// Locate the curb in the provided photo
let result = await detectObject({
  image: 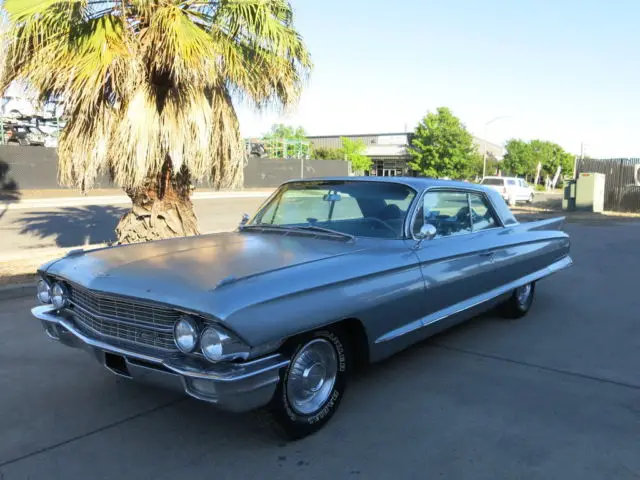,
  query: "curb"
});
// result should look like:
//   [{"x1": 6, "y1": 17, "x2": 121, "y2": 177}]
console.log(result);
[{"x1": 0, "y1": 283, "x2": 36, "y2": 302}]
